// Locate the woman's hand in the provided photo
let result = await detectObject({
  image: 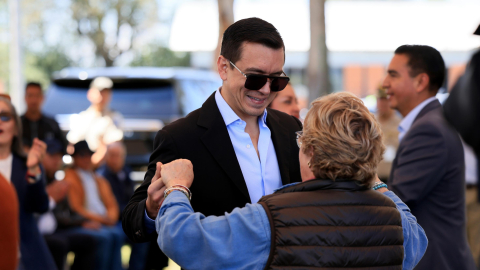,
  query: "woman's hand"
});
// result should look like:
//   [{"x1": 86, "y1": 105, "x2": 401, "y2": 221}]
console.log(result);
[
  {"x1": 161, "y1": 159, "x2": 194, "y2": 189},
  {"x1": 26, "y1": 138, "x2": 47, "y2": 175}
]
